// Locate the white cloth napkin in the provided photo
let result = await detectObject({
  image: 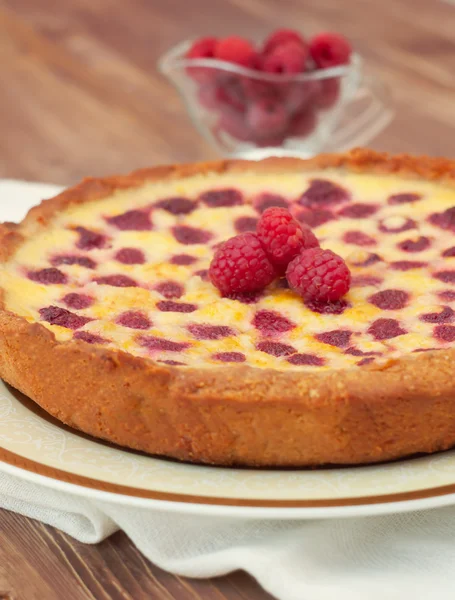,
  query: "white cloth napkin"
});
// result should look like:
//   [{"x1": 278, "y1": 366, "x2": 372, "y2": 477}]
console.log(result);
[
  {"x1": 2, "y1": 179, "x2": 455, "y2": 600},
  {"x1": 3, "y1": 470, "x2": 455, "y2": 600}
]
